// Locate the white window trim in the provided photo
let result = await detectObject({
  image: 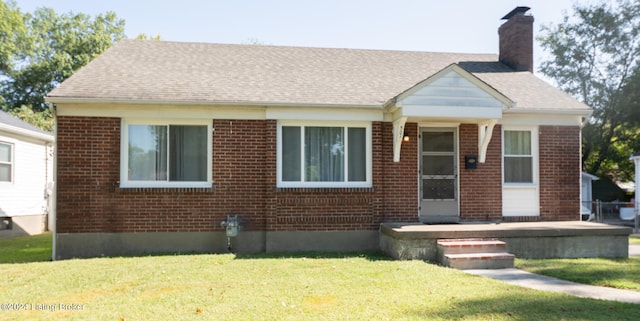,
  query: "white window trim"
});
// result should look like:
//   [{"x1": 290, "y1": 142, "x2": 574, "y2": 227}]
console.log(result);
[
  {"x1": 0, "y1": 141, "x2": 14, "y2": 184},
  {"x1": 277, "y1": 120, "x2": 372, "y2": 188},
  {"x1": 502, "y1": 126, "x2": 540, "y2": 216},
  {"x1": 120, "y1": 118, "x2": 212, "y2": 188},
  {"x1": 502, "y1": 126, "x2": 539, "y2": 187}
]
